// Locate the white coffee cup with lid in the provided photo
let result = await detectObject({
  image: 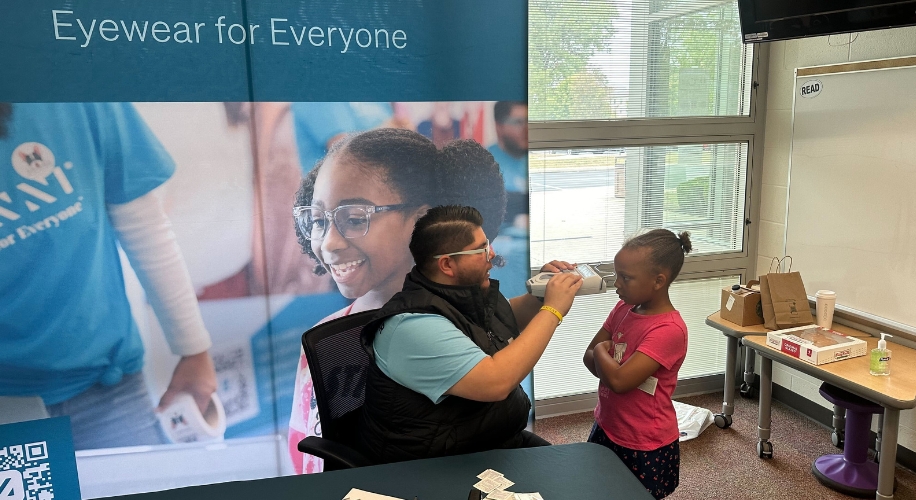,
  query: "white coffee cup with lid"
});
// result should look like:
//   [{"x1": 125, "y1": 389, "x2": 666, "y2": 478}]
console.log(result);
[{"x1": 815, "y1": 290, "x2": 837, "y2": 329}]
